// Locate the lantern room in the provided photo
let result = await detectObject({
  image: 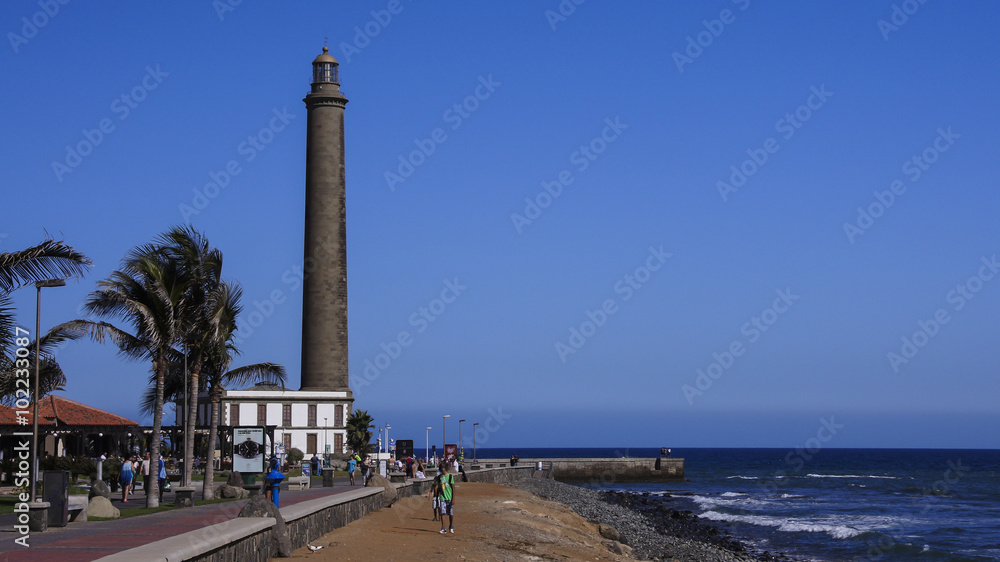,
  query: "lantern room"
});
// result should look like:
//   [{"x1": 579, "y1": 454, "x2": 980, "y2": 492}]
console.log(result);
[{"x1": 312, "y1": 46, "x2": 339, "y2": 85}]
